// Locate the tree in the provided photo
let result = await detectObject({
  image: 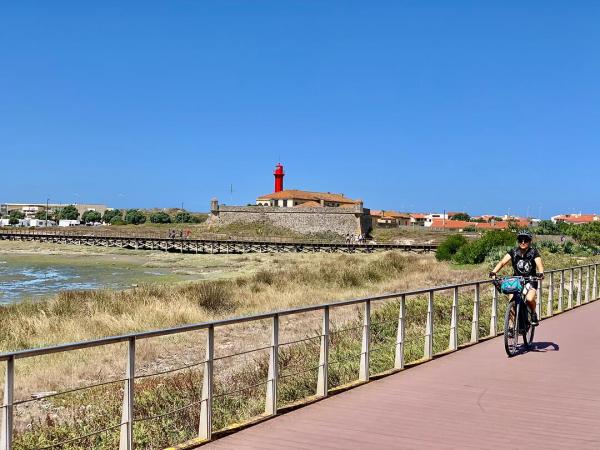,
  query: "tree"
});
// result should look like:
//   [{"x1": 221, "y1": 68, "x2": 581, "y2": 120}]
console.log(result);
[
  {"x1": 173, "y1": 211, "x2": 193, "y2": 223},
  {"x1": 124, "y1": 209, "x2": 146, "y2": 225},
  {"x1": 103, "y1": 209, "x2": 122, "y2": 224},
  {"x1": 59, "y1": 205, "x2": 80, "y2": 220},
  {"x1": 110, "y1": 216, "x2": 125, "y2": 225},
  {"x1": 35, "y1": 209, "x2": 49, "y2": 220},
  {"x1": 82, "y1": 210, "x2": 102, "y2": 224},
  {"x1": 450, "y1": 213, "x2": 470, "y2": 221},
  {"x1": 149, "y1": 211, "x2": 172, "y2": 224},
  {"x1": 9, "y1": 210, "x2": 25, "y2": 220}
]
